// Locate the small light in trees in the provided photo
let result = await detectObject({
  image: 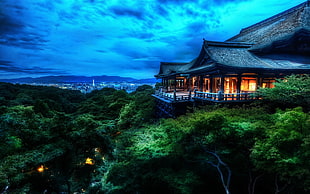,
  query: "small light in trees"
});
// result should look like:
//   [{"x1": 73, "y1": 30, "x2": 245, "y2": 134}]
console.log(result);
[
  {"x1": 85, "y1": 157, "x2": 95, "y2": 165},
  {"x1": 37, "y1": 165, "x2": 46, "y2": 173}
]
